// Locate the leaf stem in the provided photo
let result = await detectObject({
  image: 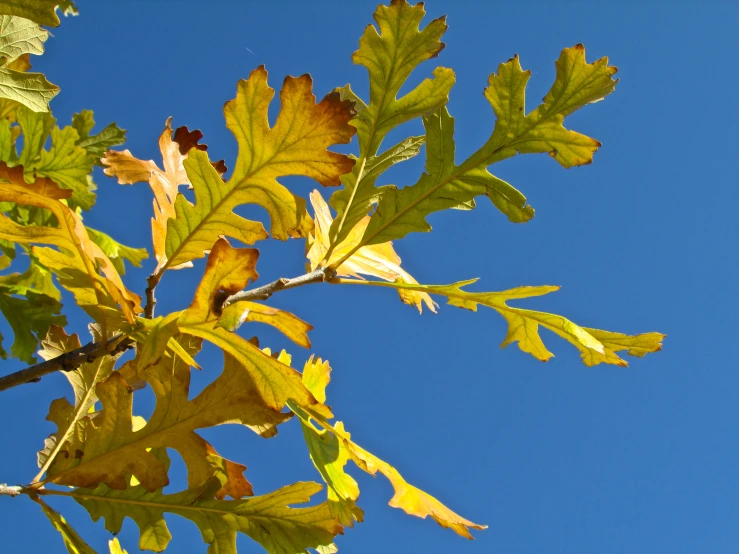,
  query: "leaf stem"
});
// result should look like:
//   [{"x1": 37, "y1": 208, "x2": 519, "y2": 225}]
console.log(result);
[{"x1": 322, "y1": 156, "x2": 367, "y2": 265}]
